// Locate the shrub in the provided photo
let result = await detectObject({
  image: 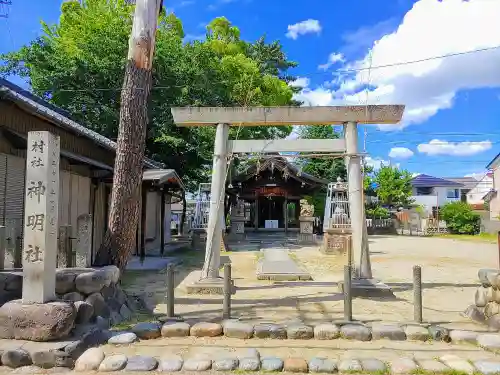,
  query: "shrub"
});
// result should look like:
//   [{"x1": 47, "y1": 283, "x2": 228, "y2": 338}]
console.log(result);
[
  {"x1": 440, "y1": 201, "x2": 480, "y2": 234},
  {"x1": 366, "y1": 205, "x2": 390, "y2": 219}
]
